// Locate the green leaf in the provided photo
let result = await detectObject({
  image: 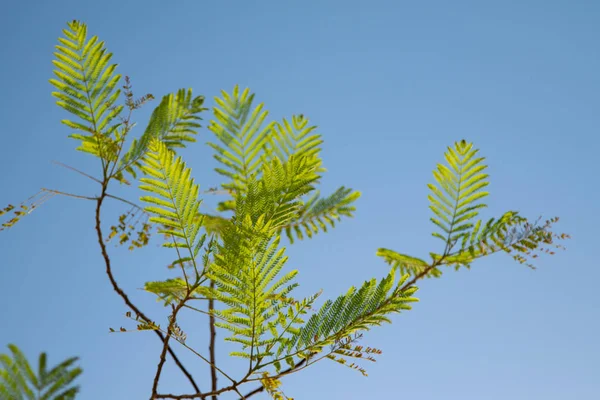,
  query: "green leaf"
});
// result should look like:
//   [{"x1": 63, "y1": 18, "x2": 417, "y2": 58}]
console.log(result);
[
  {"x1": 282, "y1": 187, "x2": 361, "y2": 243},
  {"x1": 286, "y1": 269, "x2": 418, "y2": 358},
  {"x1": 376, "y1": 249, "x2": 441, "y2": 278},
  {"x1": 138, "y1": 139, "x2": 205, "y2": 273},
  {"x1": 428, "y1": 140, "x2": 489, "y2": 250},
  {"x1": 118, "y1": 88, "x2": 206, "y2": 179},
  {"x1": 0, "y1": 345, "x2": 81, "y2": 400},
  {"x1": 208, "y1": 85, "x2": 276, "y2": 192},
  {"x1": 50, "y1": 20, "x2": 123, "y2": 161}
]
